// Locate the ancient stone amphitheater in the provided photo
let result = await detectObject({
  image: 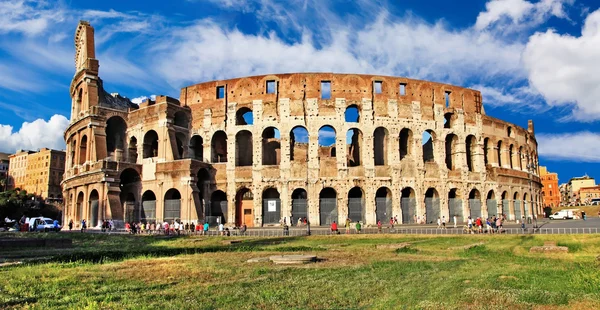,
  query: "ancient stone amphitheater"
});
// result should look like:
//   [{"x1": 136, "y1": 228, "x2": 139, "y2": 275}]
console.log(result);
[{"x1": 62, "y1": 21, "x2": 542, "y2": 228}]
